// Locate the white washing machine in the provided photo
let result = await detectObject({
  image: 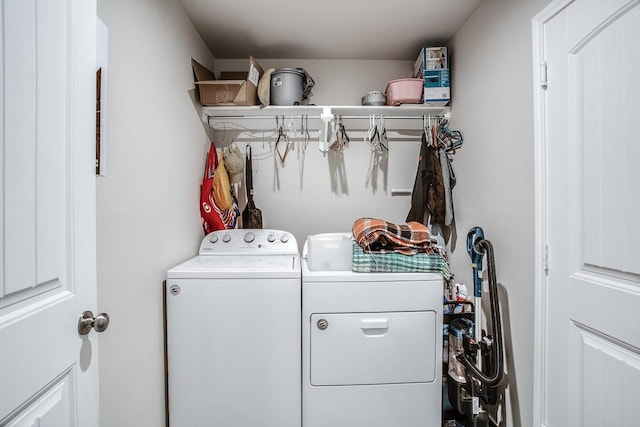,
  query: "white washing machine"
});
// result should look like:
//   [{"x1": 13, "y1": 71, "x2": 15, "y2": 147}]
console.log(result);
[
  {"x1": 165, "y1": 229, "x2": 301, "y2": 427},
  {"x1": 302, "y1": 241, "x2": 443, "y2": 427}
]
